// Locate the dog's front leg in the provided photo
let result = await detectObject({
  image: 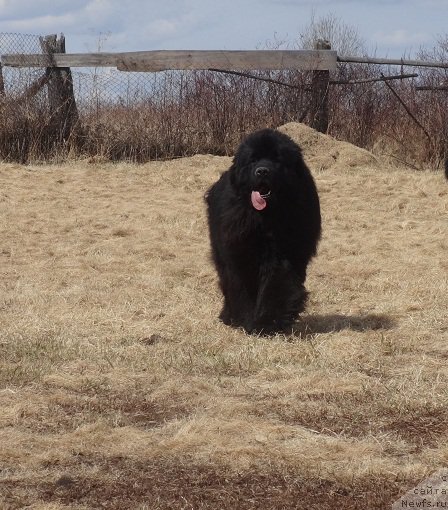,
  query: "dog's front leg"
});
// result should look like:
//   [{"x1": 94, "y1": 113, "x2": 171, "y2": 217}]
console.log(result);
[
  {"x1": 252, "y1": 260, "x2": 308, "y2": 334},
  {"x1": 218, "y1": 266, "x2": 257, "y2": 331}
]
